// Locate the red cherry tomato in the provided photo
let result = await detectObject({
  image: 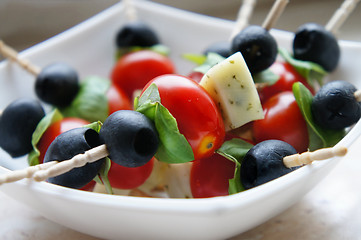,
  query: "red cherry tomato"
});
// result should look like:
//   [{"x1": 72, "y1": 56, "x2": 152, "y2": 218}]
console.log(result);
[
  {"x1": 106, "y1": 85, "x2": 132, "y2": 115},
  {"x1": 37, "y1": 117, "x2": 90, "y2": 163},
  {"x1": 253, "y1": 91, "x2": 309, "y2": 152},
  {"x1": 190, "y1": 153, "x2": 235, "y2": 198},
  {"x1": 188, "y1": 71, "x2": 204, "y2": 83},
  {"x1": 111, "y1": 50, "x2": 175, "y2": 100},
  {"x1": 190, "y1": 134, "x2": 252, "y2": 198},
  {"x1": 80, "y1": 181, "x2": 96, "y2": 191},
  {"x1": 259, "y1": 61, "x2": 315, "y2": 103},
  {"x1": 107, "y1": 158, "x2": 154, "y2": 189},
  {"x1": 142, "y1": 74, "x2": 225, "y2": 161}
]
